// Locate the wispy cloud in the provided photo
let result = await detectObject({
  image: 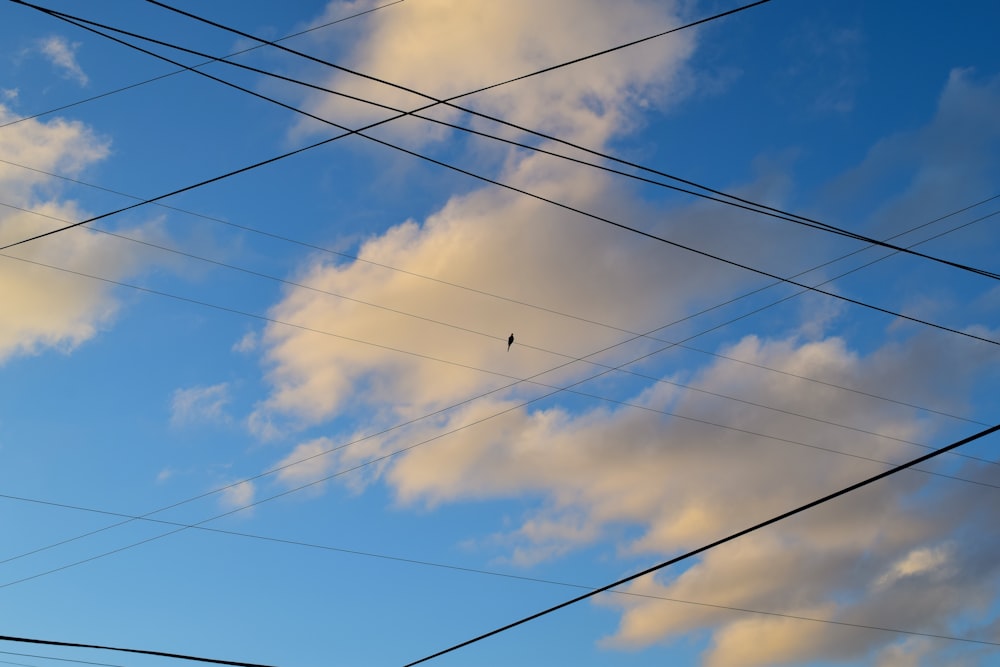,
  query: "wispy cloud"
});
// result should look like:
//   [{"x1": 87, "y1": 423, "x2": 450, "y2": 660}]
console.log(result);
[
  {"x1": 241, "y1": 3, "x2": 1000, "y2": 663},
  {"x1": 37, "y1": 35, "x2": 89, "y2": 86},
  {"x1": 170, "y1": 383, "x2": 232, "y2": 426}
]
